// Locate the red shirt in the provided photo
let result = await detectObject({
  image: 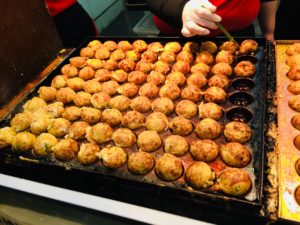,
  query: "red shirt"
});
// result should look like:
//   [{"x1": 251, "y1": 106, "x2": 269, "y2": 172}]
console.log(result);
[
  {"x1": 154, "y1": 0, "x2": 260, "y2": 36},
  {"x1": 45, "y1": 0, "x2": 77, "y2": 16}
]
